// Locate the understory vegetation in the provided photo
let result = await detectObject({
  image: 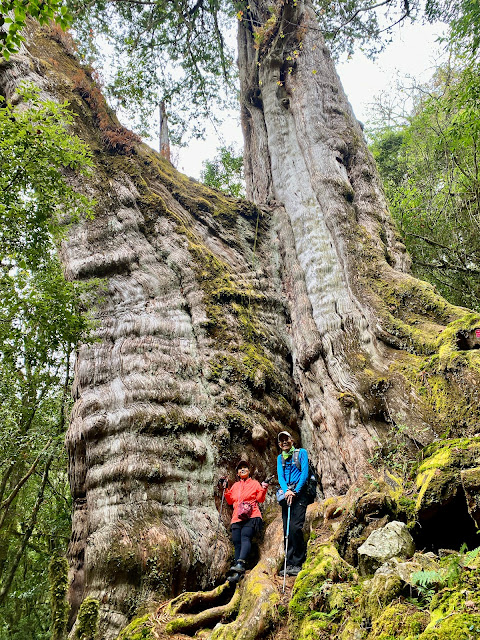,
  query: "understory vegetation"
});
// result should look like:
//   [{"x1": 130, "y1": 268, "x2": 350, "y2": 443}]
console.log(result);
[
  {"x1": 370, "y1": 55, "x2": 480, "y2": 311},
  {"x1": 0, "y1": 87, "x2": 95, "y2": 638}
]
